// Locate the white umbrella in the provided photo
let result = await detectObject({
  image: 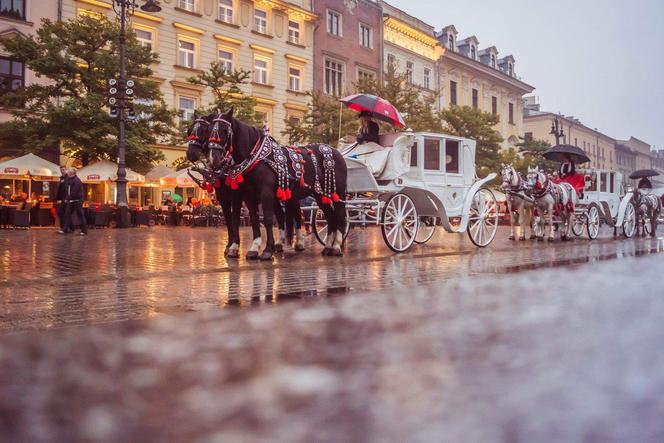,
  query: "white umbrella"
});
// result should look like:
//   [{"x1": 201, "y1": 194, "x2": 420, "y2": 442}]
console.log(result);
[
  {"x1": 0, "y1": 153, "x2": 60, "y2": 179},
  {"x1": 77, "y1": 160, "x2": 145, "y2": 183},
  {"x1": 145, "y1": 164, "x2": 175, "y2": 182},
  {"x1": 159, "y1": 168, "x2": 203, "y2": 188}
]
